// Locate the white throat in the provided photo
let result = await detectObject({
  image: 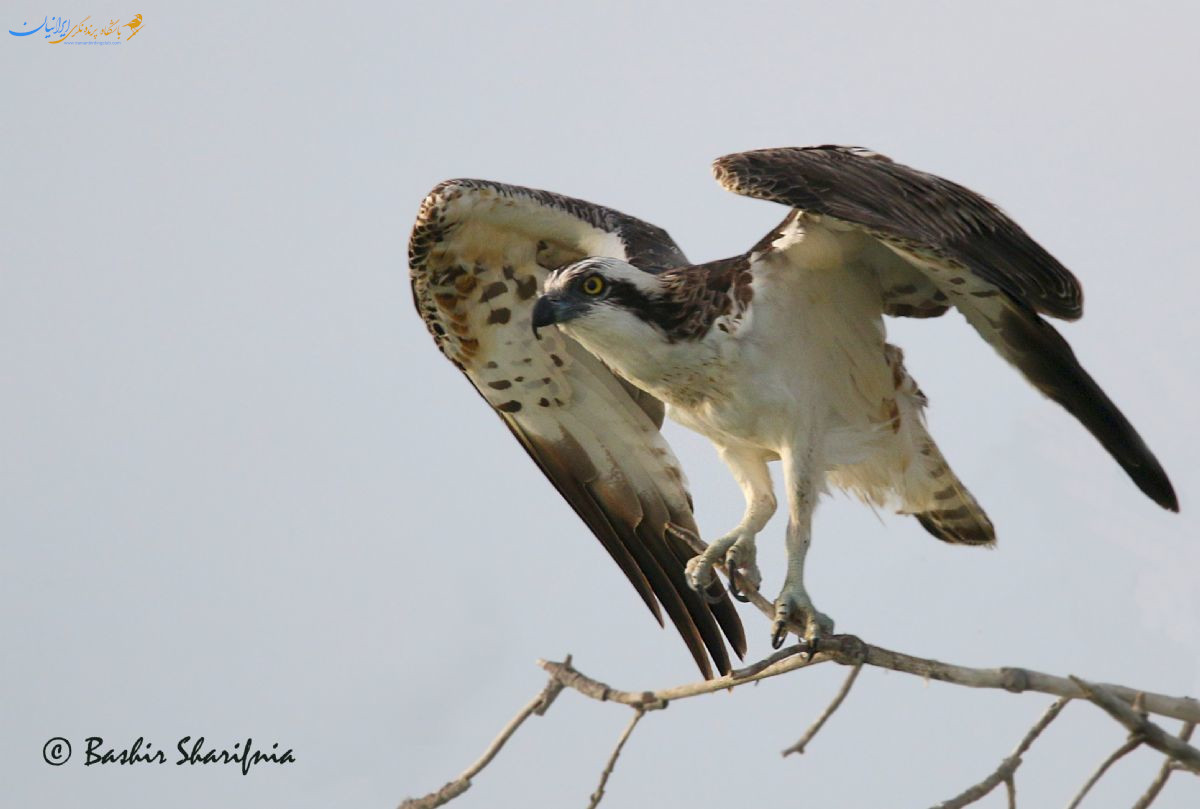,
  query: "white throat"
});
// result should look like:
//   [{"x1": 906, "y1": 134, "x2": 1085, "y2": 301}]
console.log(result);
[{"x1": 559, "y1": 310, "x2": 726, "y2": 407}]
